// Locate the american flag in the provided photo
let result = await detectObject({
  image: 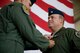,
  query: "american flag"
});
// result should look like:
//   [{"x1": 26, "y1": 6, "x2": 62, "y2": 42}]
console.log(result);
[
  {"x1": 30, "y1": 0, "x2": 74, "y2": 34},
  {"x1": 0, "y1": 0, "x2": 74, "y2": 34},
  {"x1": 0, "y1": 0, "x2": 74, "y2": 53}
]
